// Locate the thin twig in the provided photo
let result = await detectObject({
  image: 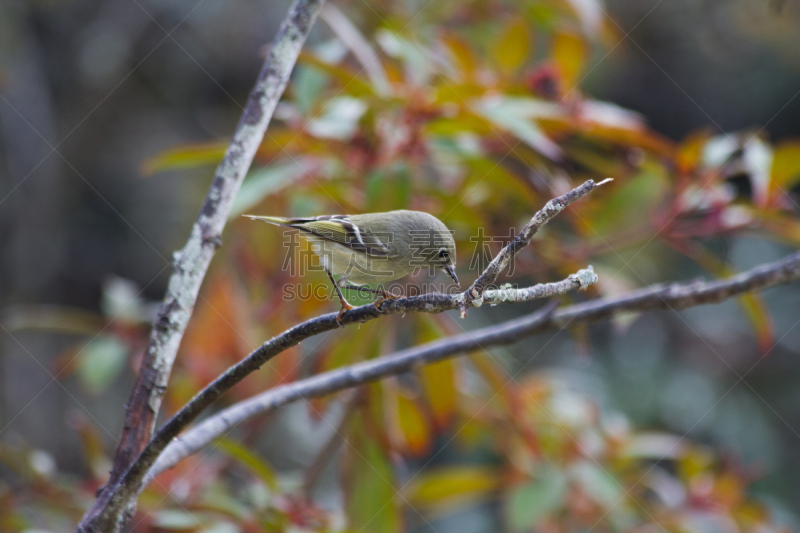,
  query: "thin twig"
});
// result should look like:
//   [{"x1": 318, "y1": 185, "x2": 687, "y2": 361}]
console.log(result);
[
  {"x1": 145, "y1": 250, "x2": 800, "y2": 479},
  {"x1": 461, "y1": 178, "x2": 612, "y2": 314},
  {"x1": 74, "y1": 0, "x2": 326, "y2": 531}
]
